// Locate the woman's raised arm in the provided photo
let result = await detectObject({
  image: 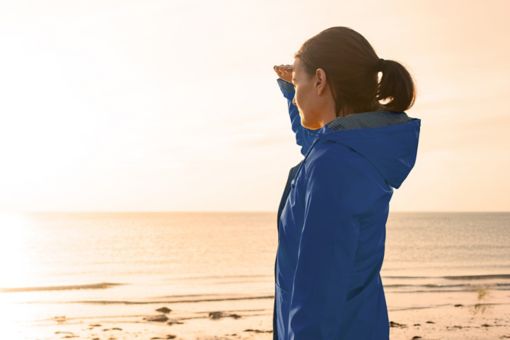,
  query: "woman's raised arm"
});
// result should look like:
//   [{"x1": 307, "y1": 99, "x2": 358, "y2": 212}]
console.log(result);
[{"x1": 274, "y1": 67, "x2": 320, "y2": 156}]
